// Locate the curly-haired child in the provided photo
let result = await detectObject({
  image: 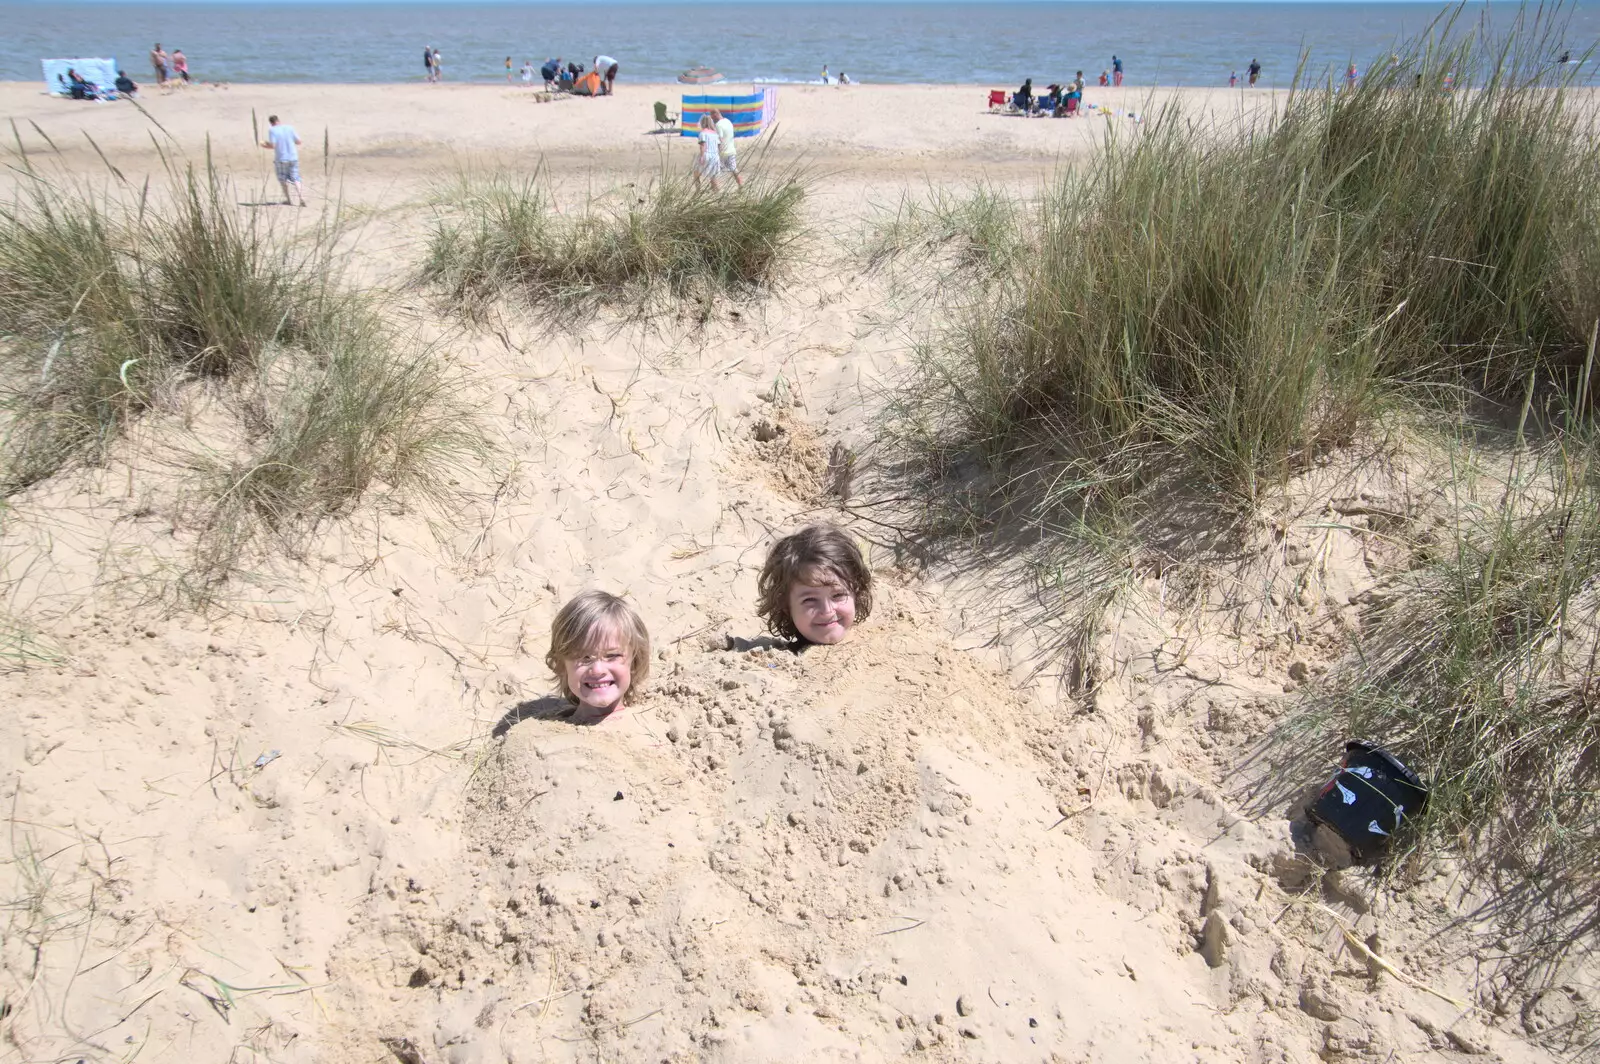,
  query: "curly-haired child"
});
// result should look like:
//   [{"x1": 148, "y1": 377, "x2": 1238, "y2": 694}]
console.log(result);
[{"x1": 756, "y1": 523, "x2": 873, "y2": 646}]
